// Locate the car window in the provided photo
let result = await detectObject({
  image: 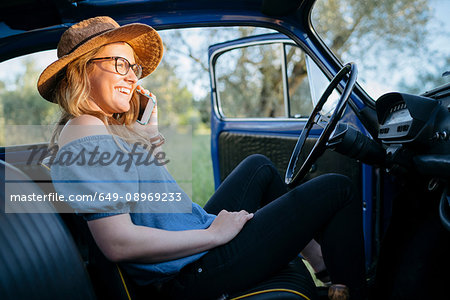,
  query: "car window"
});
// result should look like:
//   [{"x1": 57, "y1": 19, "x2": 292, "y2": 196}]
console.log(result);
[
  {"x1": 214, "y1": 42, "x2": 314, "y2": 119},
  {"x1": 0, "y1": 50, "x2": 60, "y2": 146},
  {"x1": 215, "y1": 43, "x2": 285, "y2": 118},
  {"x1": 311, "y1": 0, "x2": 450, "y2": 99},
  {"x1": 286, "y1": 44, "x2": 314, "y2": 118},
  {"x1": 305, "y1": 54, "x2": 340, "y2": 117}
]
